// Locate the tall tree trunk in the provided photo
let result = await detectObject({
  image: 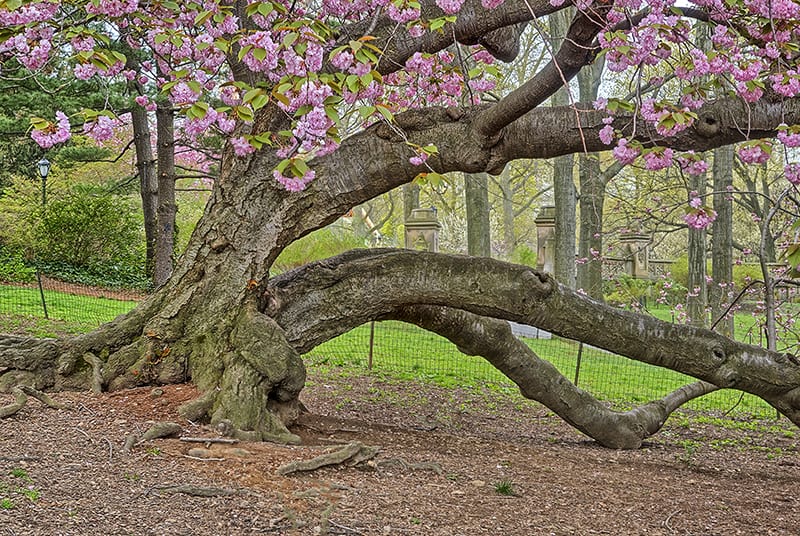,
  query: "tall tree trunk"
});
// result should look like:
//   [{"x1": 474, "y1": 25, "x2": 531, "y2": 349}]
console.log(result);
[
  {"x1": 577, "y1": 155, "x2": 604, "y2": 299},
  {"x1": 465, "y1": 172, "x2": 491, "y2": 257},
  {"x1": 710, "y1": 146, "x2": 734, "y2": 336},
  {"x1": 131, "y1": 105, "x2": 158, "y2": 281},
  {"x1": 575, "y1": 57, "x2": 606, "y2": 299},
  {"x1": 499, "y1": 166, "x2": 516, "y2": 256},
  {"x1": 154, "y1": 103, "x2": 177, "y2": 288},
  {"x1": 550, "y1": 10, "x2": 576, "y2": 288},
  {"x1": 687, "y1": 171, "x2": 708, "y2": 327}
]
